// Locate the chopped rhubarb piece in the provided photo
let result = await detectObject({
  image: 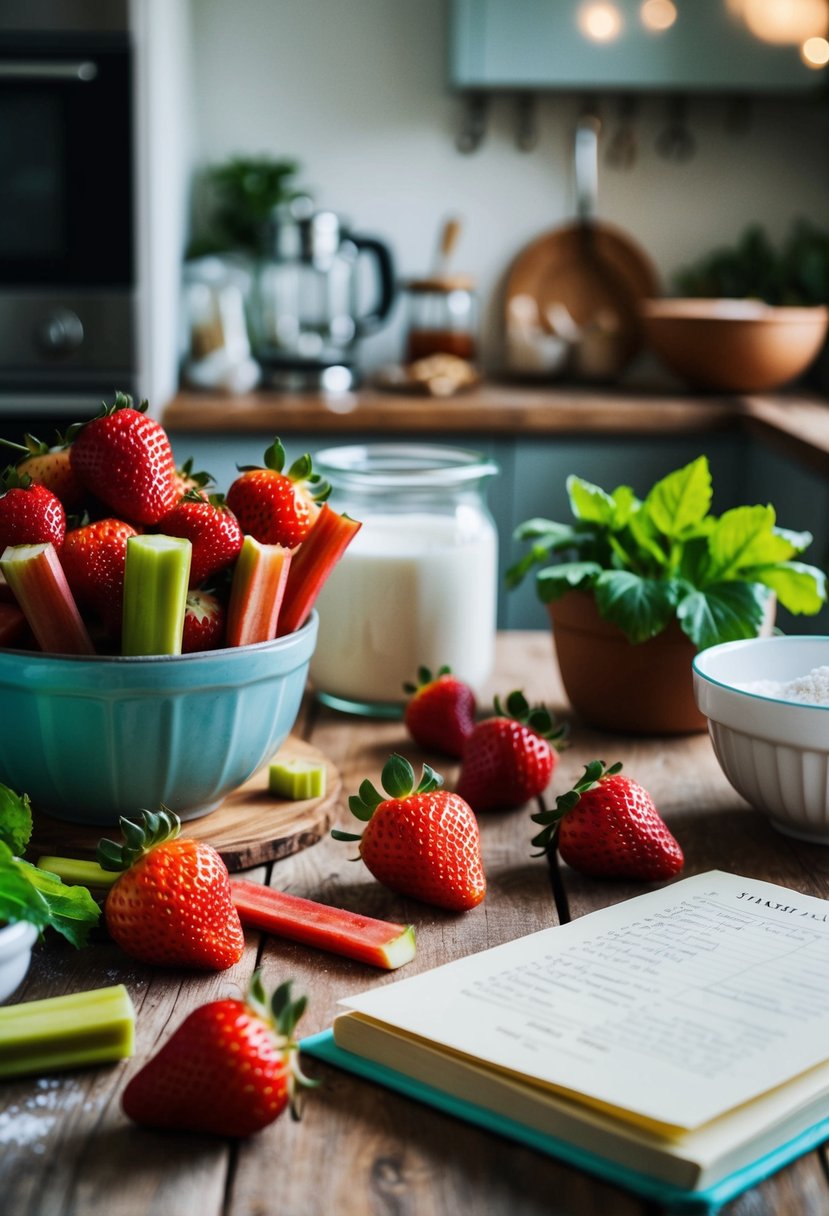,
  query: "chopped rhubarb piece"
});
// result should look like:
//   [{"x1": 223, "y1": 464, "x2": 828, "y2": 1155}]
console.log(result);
[
  {"x1": 121, "y1": 534, "x2": 192, "y2": 656},
  {"x1": 277, "y1": 504, "x2": 361, "y2": 637},
  {"x1": 0, "y1": 984, "x2": 135, "y2": 1078},
  {"x1": 36, "y1": 855, "x2": 119, "y2": 889},
  {"x1": 269, "y1": 758, "x2": 327, "y2": 800},
  {"x1": 0, "y1": 542, "x2": 94, "y2": 655},
  {"x1": 231, "y1": 879, "x2": 415, "y2": 970},
  {"x1": 0, "y1": 600, "x2": 26, "y2": 646},
  {"x1": 226, "y1": 535, "x2": 291, "y2": 647}
]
